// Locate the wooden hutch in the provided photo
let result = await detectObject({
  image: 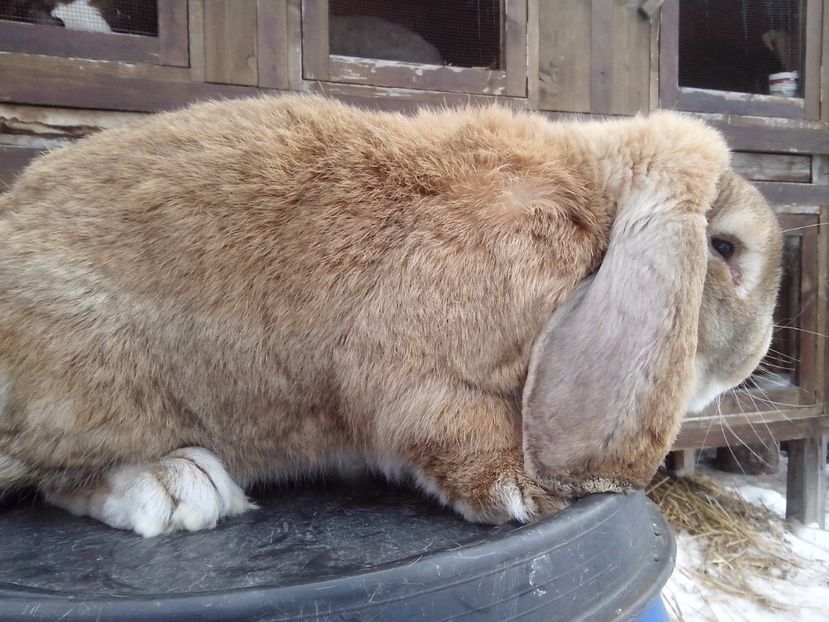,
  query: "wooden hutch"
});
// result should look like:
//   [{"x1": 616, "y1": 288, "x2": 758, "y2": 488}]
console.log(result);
[{"x1": 0, "y1": 0, "x2": 827, "y2": 525}]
